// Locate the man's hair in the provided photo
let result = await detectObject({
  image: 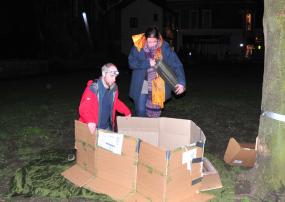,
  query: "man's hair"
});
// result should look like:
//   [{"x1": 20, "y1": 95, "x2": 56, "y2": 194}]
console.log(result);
[{"x1": 101, "y1": 63, "x2": 116, "y2": 73}]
